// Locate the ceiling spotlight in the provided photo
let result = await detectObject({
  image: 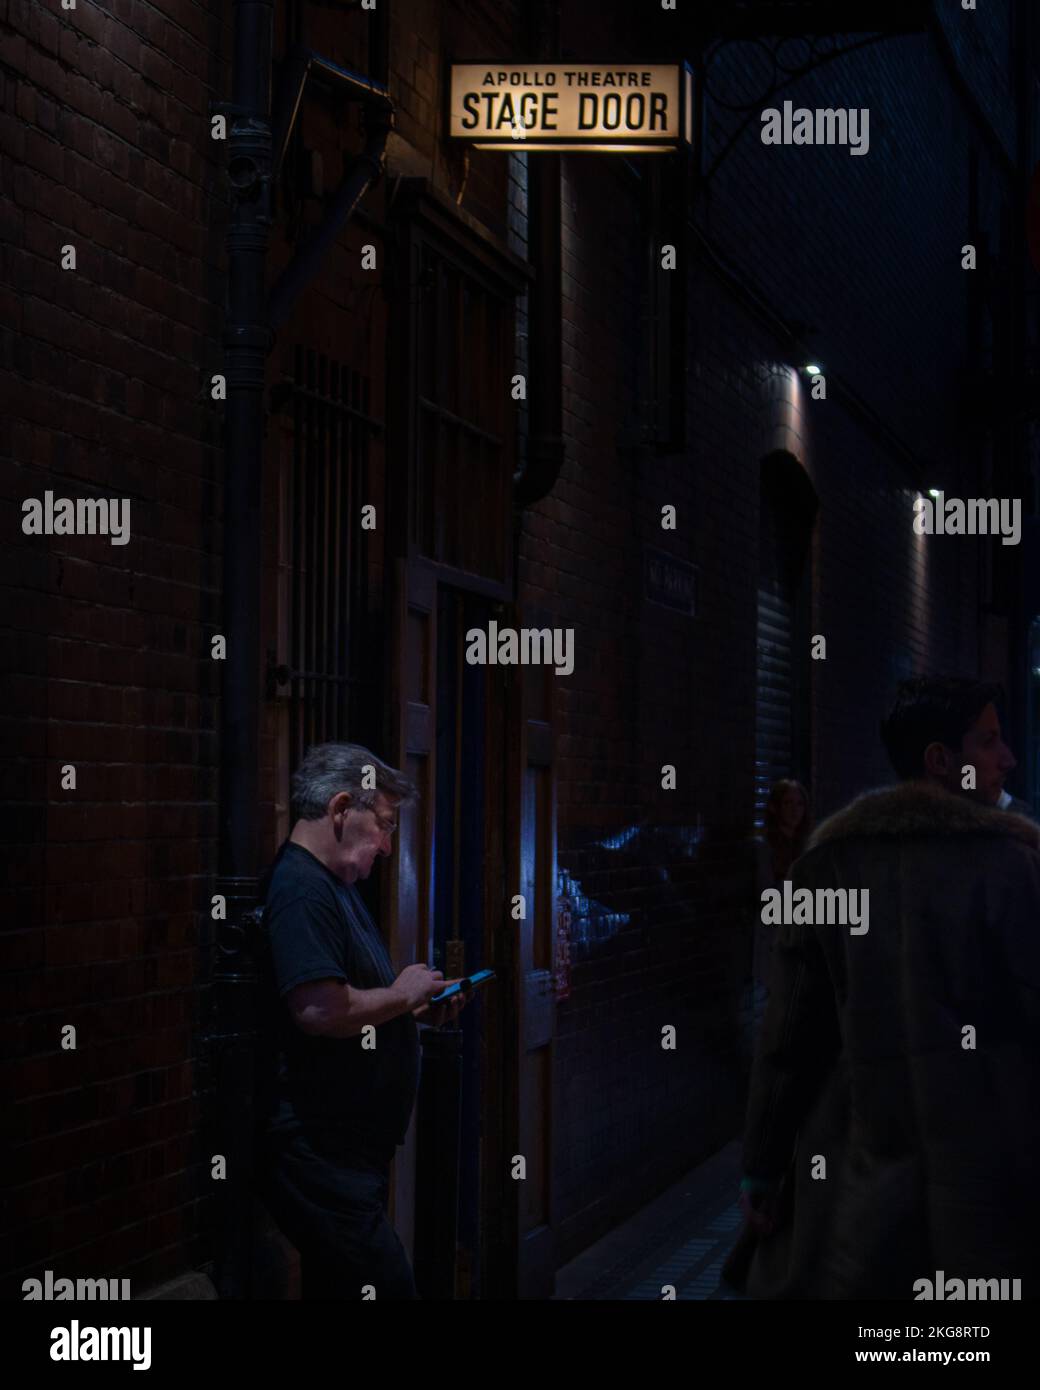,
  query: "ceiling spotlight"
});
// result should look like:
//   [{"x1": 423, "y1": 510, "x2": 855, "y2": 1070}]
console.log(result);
[{"x1": 804, "y1": 363, "x2": 822, "y2": 375}]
